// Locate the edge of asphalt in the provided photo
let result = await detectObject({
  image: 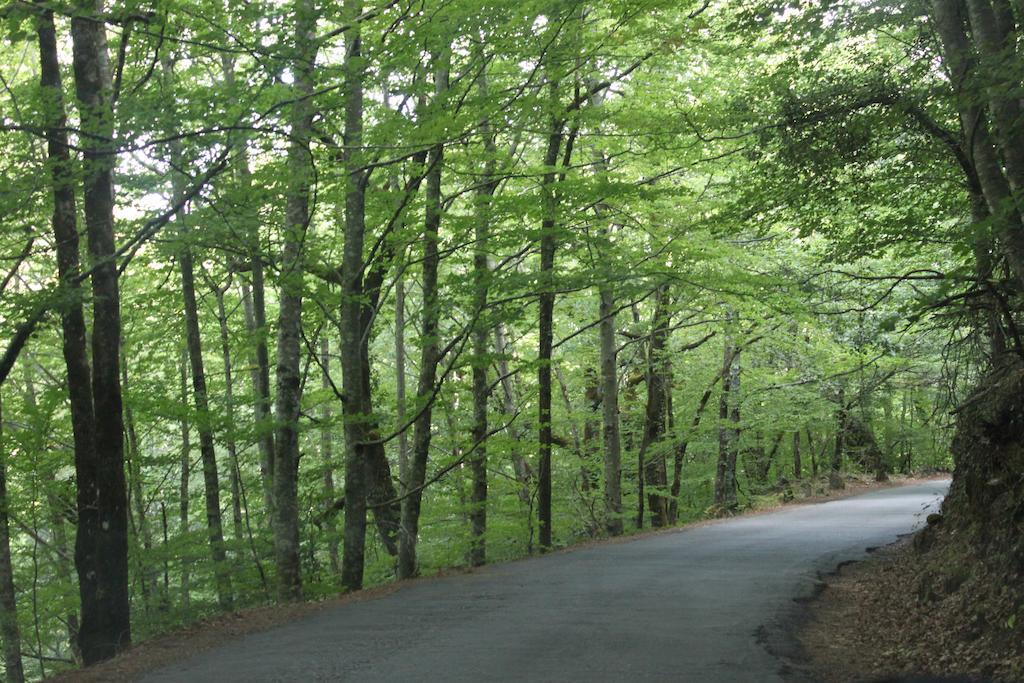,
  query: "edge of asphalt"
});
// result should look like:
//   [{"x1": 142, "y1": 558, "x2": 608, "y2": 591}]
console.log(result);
[{"x1": 760, "y1": 480, "x2": 950, "y2": 682}]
